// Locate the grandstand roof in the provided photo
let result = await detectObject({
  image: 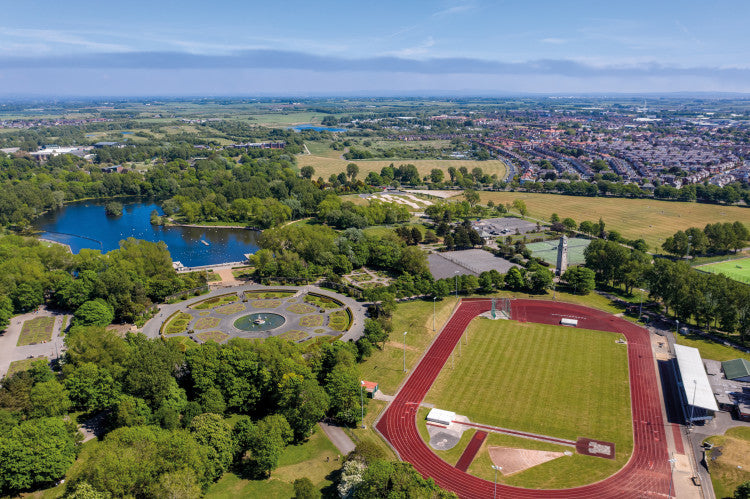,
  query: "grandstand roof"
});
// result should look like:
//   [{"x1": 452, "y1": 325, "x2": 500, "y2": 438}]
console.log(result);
[{"x1": 674, "y1": 344, "x2": 719, "y2": 412}]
